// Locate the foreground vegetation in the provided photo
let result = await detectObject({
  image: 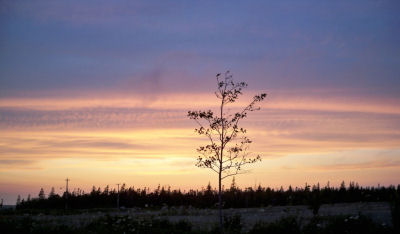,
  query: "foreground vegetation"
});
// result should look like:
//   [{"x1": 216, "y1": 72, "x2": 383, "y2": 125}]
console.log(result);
[{"x1": 0, "y1": 212, "x2": 397, "y2": 234}]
